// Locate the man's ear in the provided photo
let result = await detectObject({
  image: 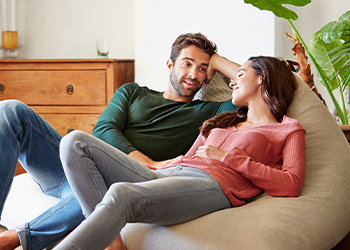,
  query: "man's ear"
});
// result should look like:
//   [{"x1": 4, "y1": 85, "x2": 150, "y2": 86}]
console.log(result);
[{"x1": 166, "y1": 58, "x2": 173, "y2": 73}]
